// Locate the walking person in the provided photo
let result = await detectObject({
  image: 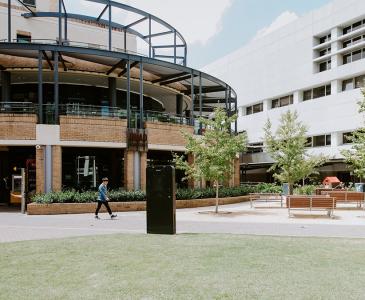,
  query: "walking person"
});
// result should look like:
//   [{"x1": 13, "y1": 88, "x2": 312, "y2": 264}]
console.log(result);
[{"x1": 95, "y1": 177, "x2": 117, "y2": 219}]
